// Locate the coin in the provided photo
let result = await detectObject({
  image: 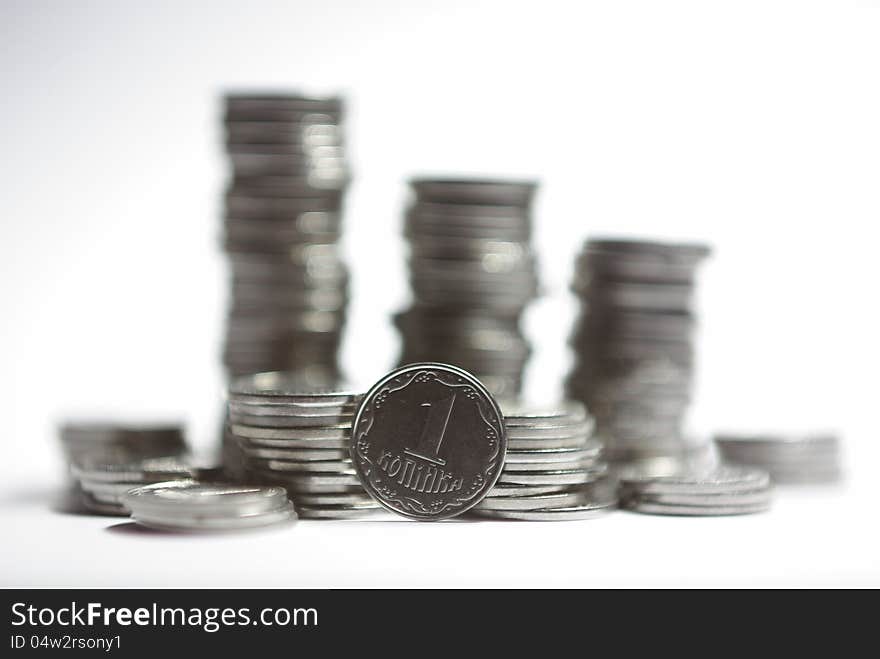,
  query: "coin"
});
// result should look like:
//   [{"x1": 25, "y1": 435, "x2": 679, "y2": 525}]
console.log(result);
[
  {"x1": 623, "y1": 501, "x2": 771, "y2": 516},
  {"x1": 619, "y1": 465, "x2": 770, "y2": 496},
  {"x1": 294, "y1": 505, "x2": 382, "y2": 520},
  {"x1": 351, "y1": 363, "x2": 506, "y2": 520},
  {"x1": 474, "y1": 491, "x2": 590, "y2": 511},
  {"x1": 124, "y1": 480, "x2": 295, "y2": 530},
  {"x1": 132, "y1": 504, "x2": 296, "y2": 531},
  {"x1": 472, "y1": 501, "x2": 616, "y2": 521},
  {"x1": 498, "y1": 466, "x2": 607, "y2": 486}
]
